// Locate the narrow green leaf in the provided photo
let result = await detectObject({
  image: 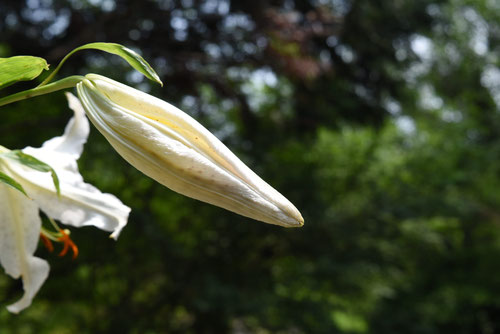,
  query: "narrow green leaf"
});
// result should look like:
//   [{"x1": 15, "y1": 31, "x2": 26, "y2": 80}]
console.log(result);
[
  {"x1": 0, "y1": 56, "x2": 49, "y2": 89},
  {"x1": 4, "y1": 151, "x2": 61, "y2": 196},
  {"x1": 77, "y1": 43, "x2": 162, "y2": 85},
  {"x1": 0, "y1": 171, "x2": 28, "y2": 196},
  {"x1": 40, "y1": 42, "x2": 163, "y2": 87}
]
